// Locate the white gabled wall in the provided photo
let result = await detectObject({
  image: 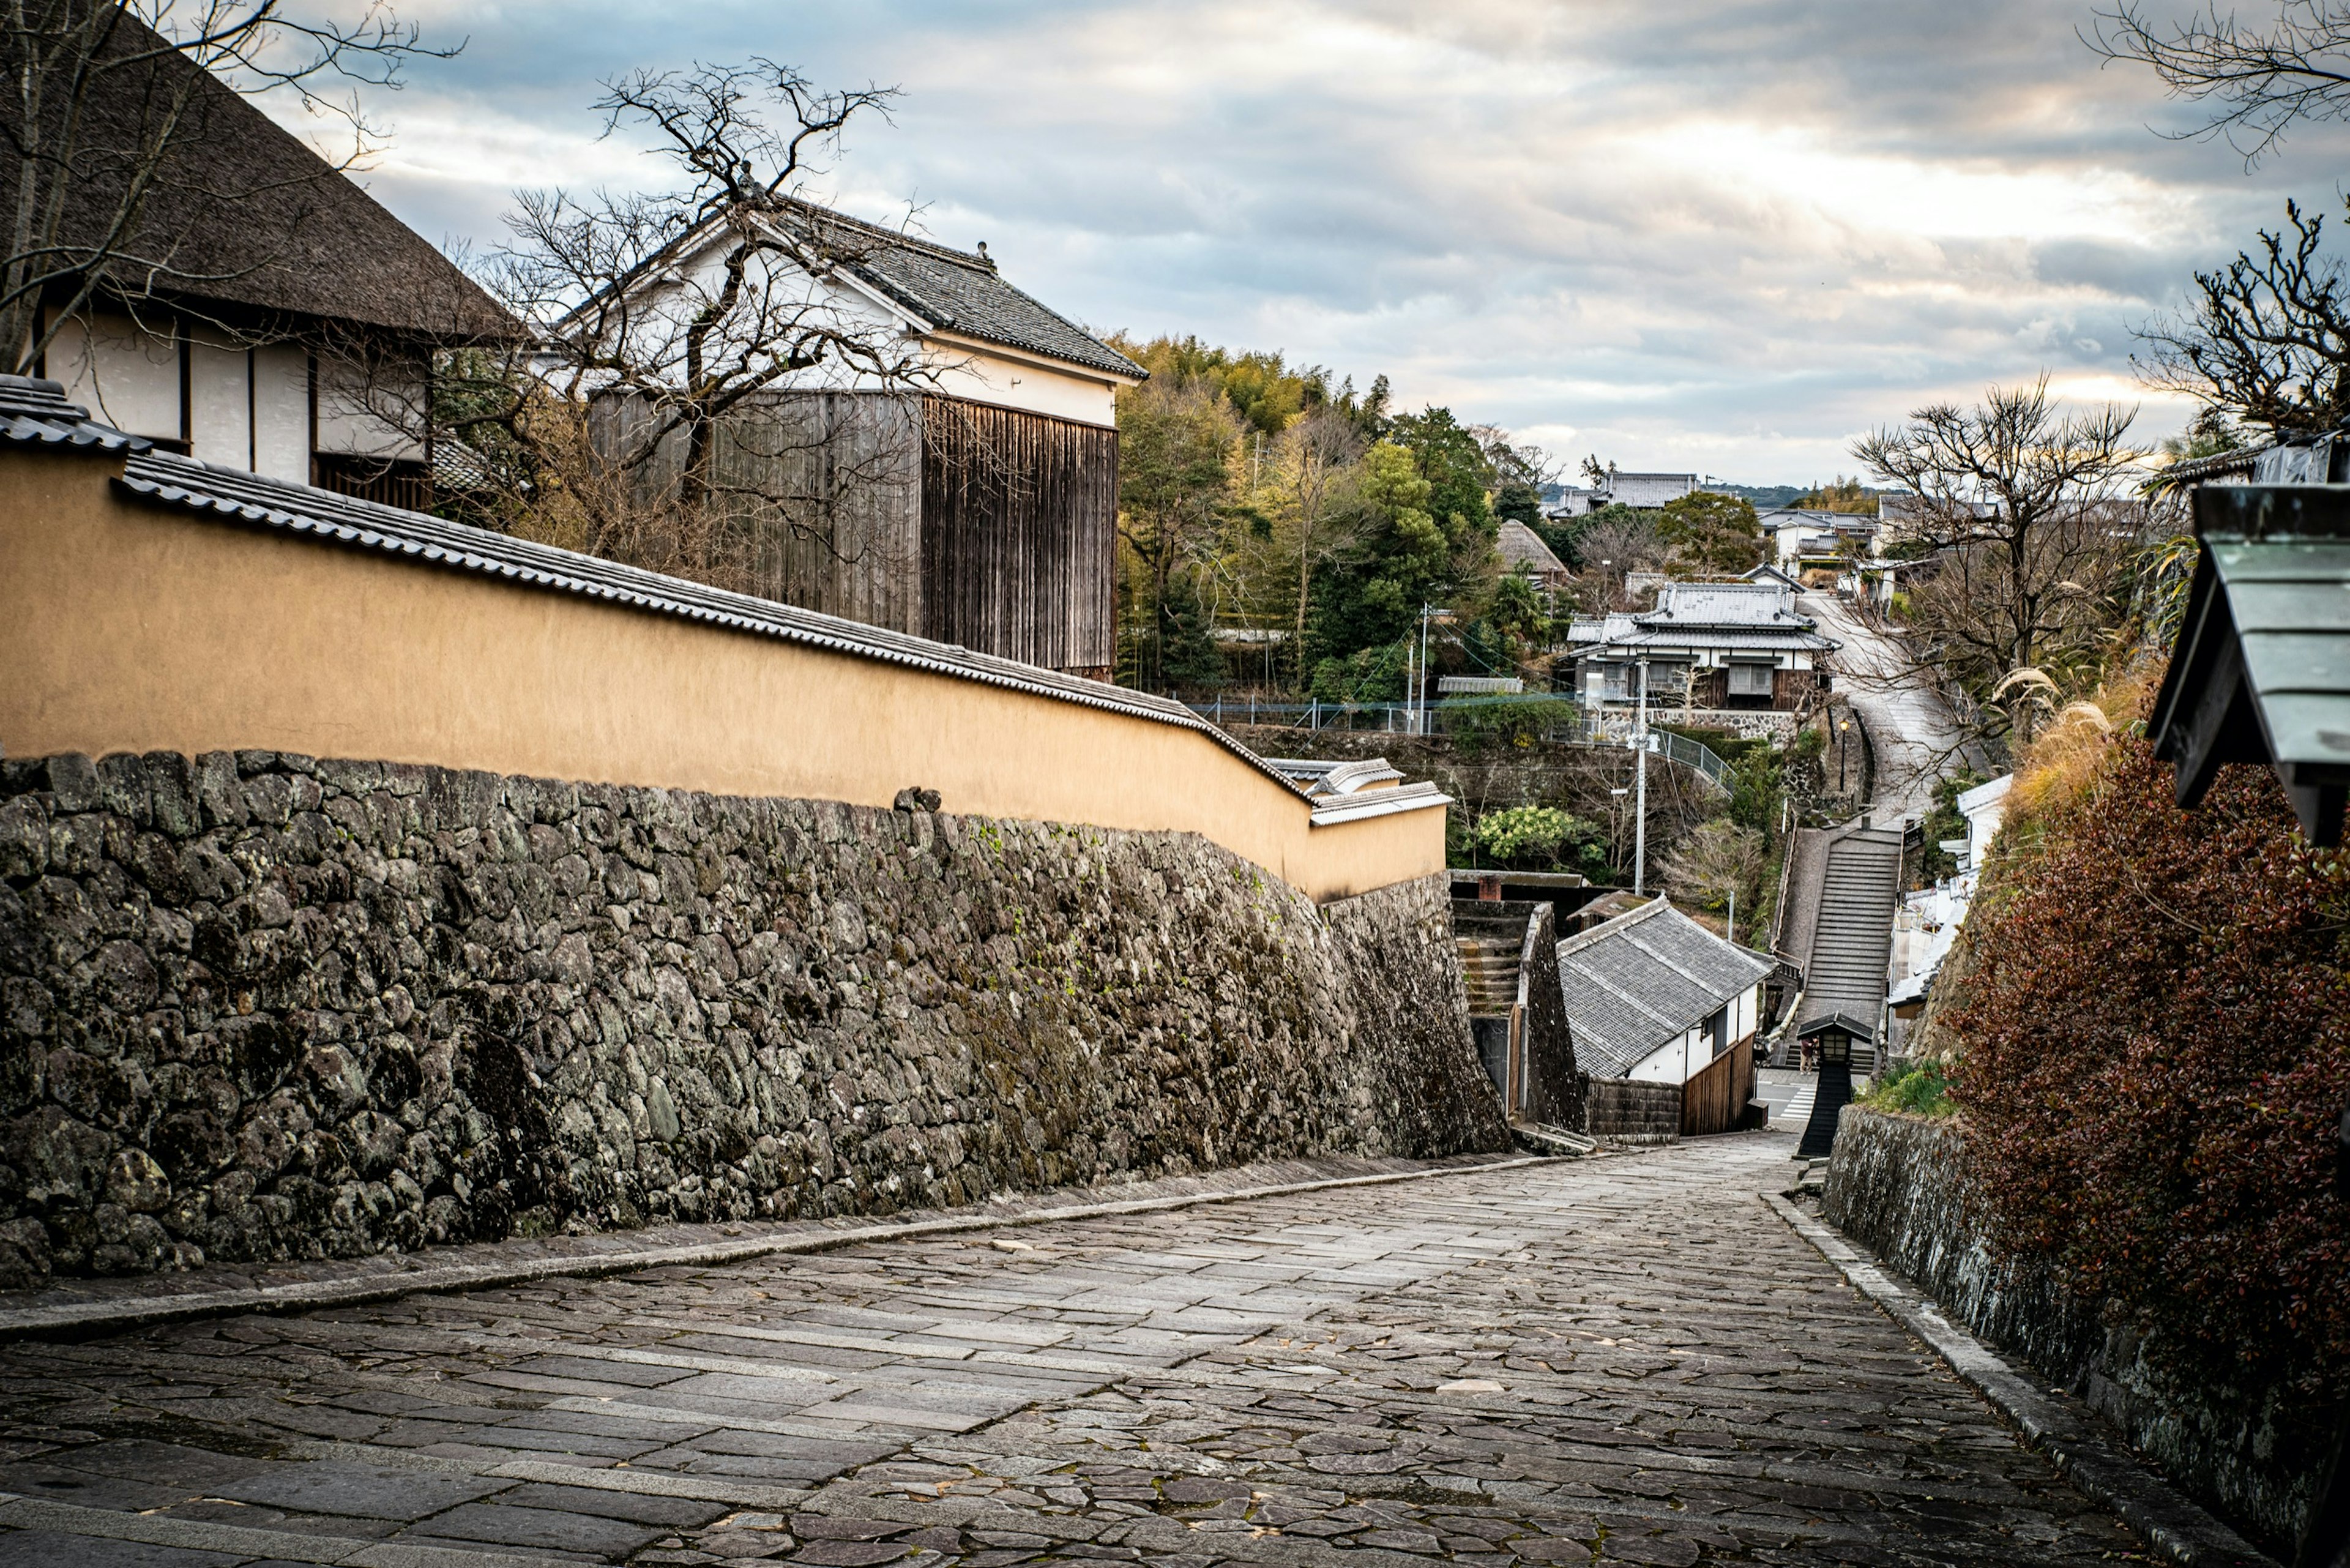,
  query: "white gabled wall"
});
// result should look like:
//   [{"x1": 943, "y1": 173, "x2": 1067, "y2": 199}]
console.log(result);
[
  {"x1": 640, "y1": 234, "x2": 1125, "y2": 430},
  {"x1": 1621, "y1": 981, "x2": 1763, "y2": 1085},
  {"x1": 925, "y1": 336, "x2": 1119, "y2": 428}
]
